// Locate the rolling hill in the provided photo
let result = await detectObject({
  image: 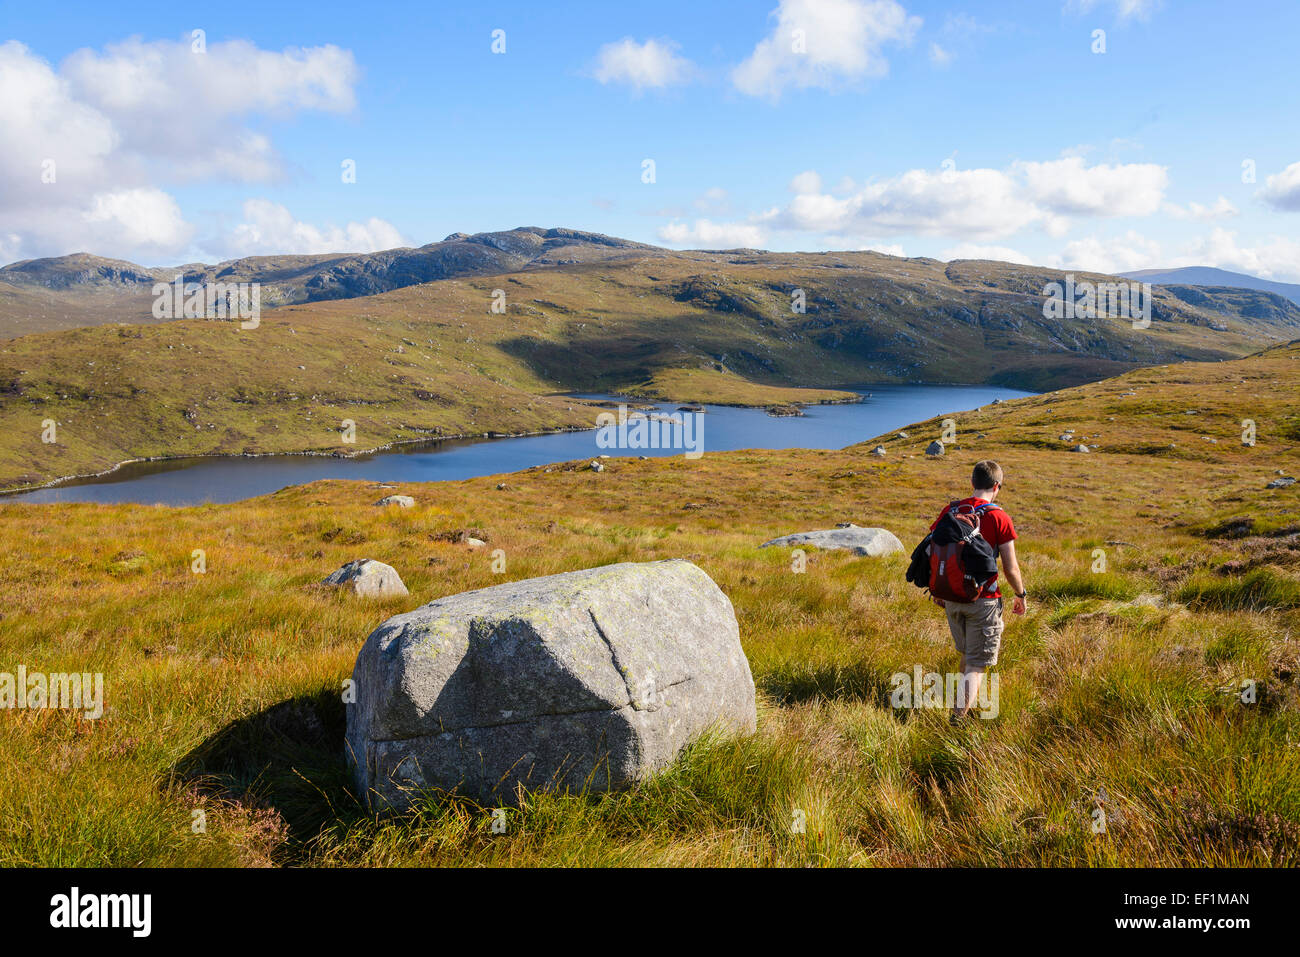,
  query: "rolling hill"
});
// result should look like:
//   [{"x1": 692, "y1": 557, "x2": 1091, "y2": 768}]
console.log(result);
[
  {"x1": 0, "y1": 228, "x2": 657, "y2": 335},
  {"x1": 2, "y1": 233, "x2": 1300, "y2": 491}
]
